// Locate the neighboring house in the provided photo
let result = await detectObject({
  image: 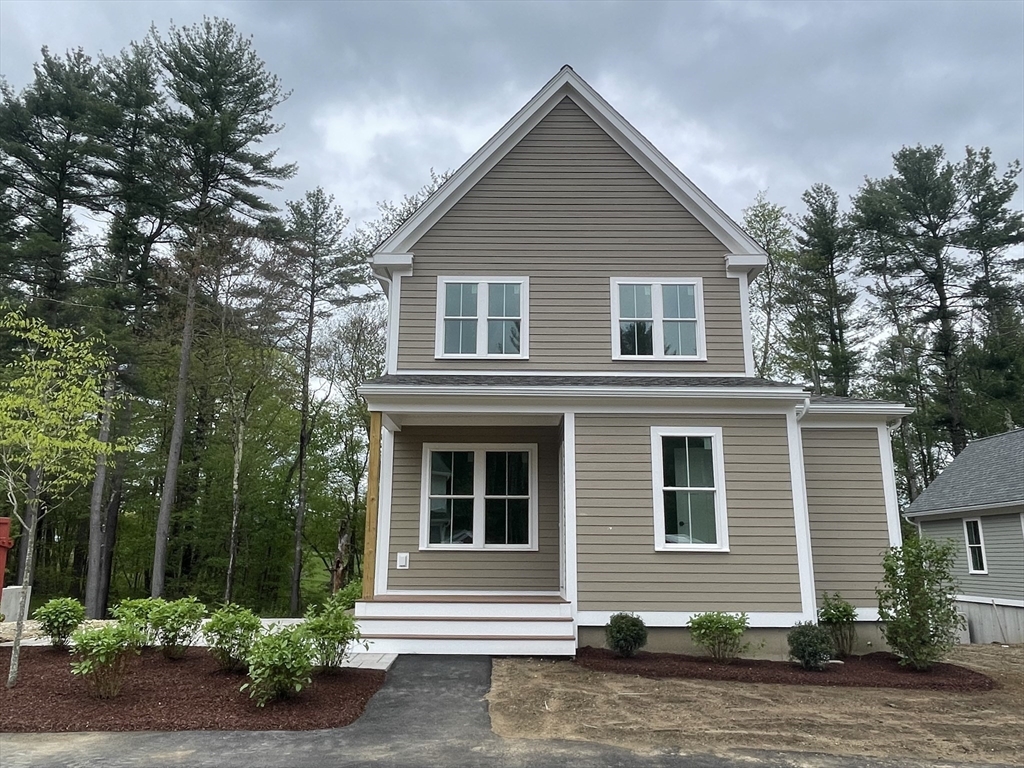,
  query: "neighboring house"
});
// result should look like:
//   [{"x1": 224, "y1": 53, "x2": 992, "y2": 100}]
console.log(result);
[
  {"x1": 355, "y1": 67, "x2": 911, "y2": 656},
  {"x1": 906, "y1": 429, "x2": 1024, "y2": 644}
]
